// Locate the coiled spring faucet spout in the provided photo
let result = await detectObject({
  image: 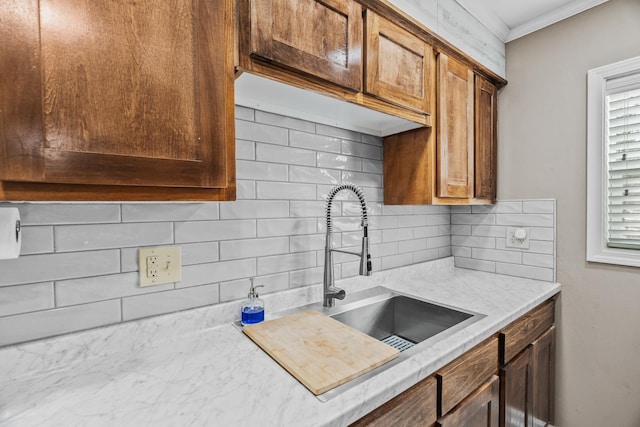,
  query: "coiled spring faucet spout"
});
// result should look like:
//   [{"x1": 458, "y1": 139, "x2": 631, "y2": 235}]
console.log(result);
[{"x1": 323, "y1": 183, "x2": 372, "y2": 307}]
